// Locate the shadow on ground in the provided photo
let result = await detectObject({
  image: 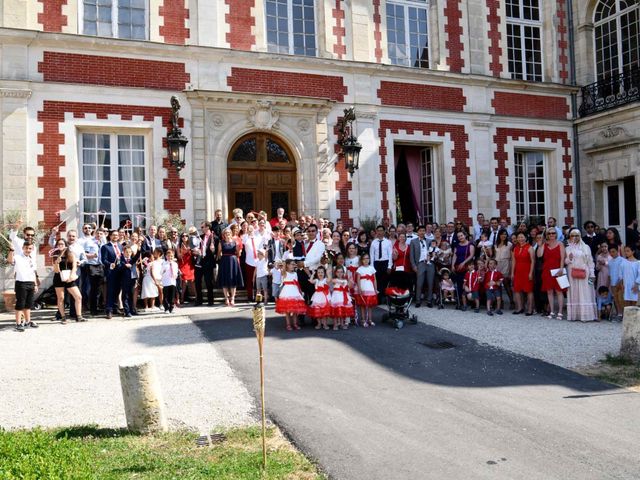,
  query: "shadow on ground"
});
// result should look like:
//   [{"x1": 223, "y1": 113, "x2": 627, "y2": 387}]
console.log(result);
[{"x1": 130, "y1": 307, "x2": 621, "y2": 393}]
